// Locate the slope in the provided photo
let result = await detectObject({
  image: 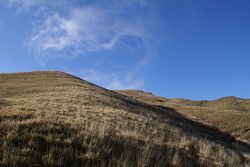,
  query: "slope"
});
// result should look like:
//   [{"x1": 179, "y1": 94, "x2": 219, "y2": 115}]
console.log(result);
[{"x1": 0, "y1": 71, "x2": 249, "y2": 167}]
